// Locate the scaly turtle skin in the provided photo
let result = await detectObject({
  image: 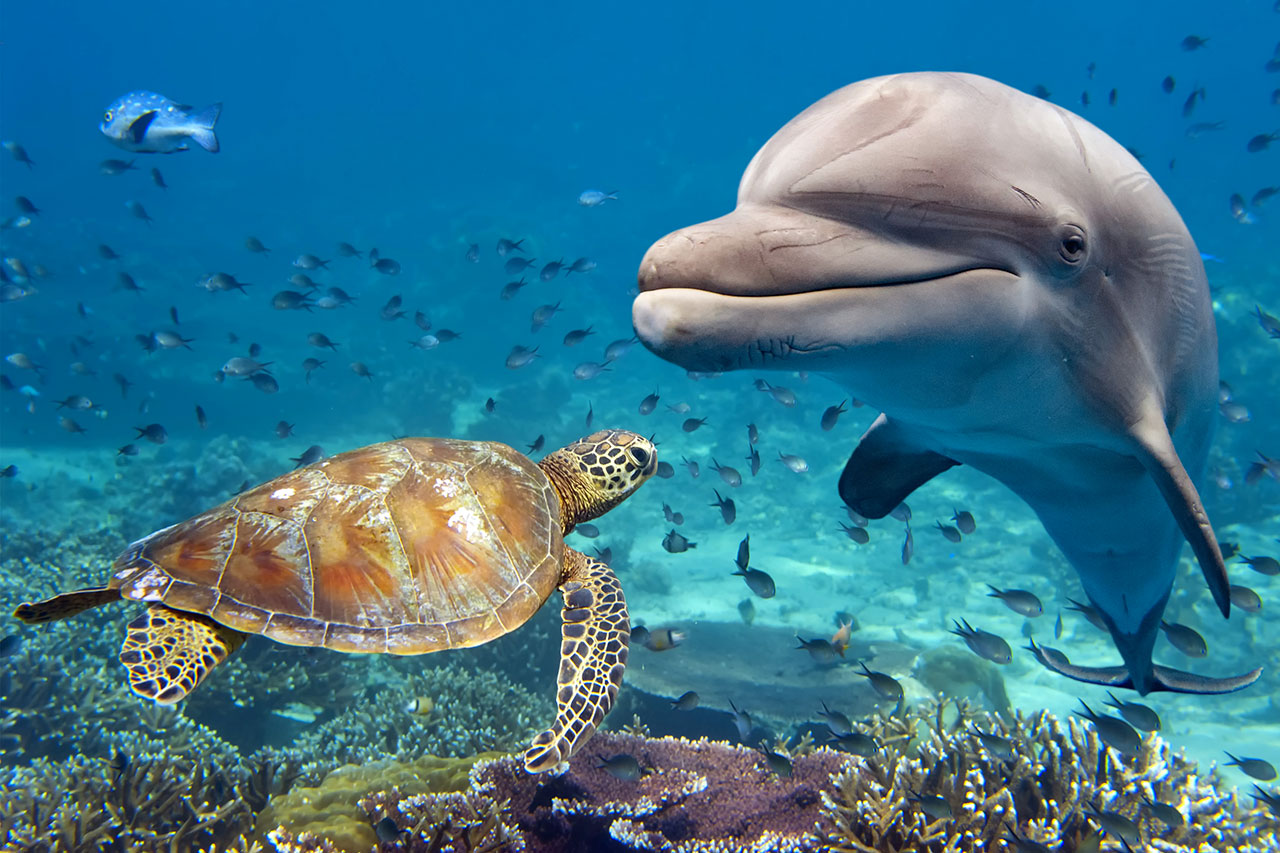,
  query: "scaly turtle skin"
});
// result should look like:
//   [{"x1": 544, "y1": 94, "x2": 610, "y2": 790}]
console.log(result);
[{"x1": 14, "y1": 429, "x2": 657, "y2": 773}]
